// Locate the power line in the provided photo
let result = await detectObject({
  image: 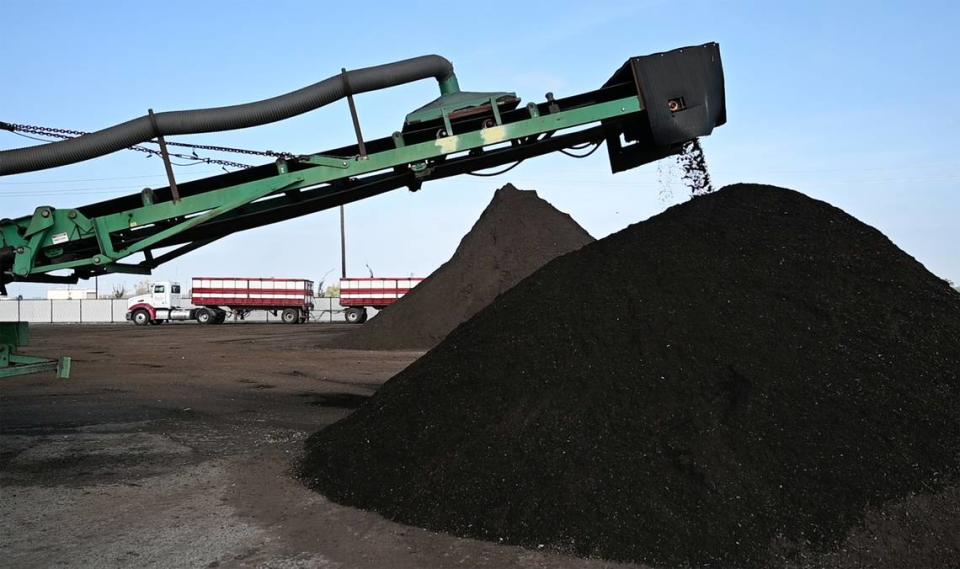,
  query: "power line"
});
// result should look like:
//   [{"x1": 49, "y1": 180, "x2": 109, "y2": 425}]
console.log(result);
[
  {"x1": 0, "y1": 171, "x2": 224, "y2": 185},
  {"x1": 8, "y1": 131, "x2": 57, "y2": 144}
]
